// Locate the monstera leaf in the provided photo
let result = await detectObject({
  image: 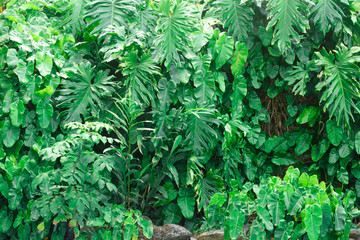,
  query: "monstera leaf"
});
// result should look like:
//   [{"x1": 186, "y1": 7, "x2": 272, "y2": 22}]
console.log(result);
[
  {"x1": 153, "y1": 0, "x2": 197, "y2": 68},
  {"x1": 57, "y1": 61, "x2": 115, "y2": 122},
  {"x1": 266, "y1": 0, "x2": 309, "y2": 52}
]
